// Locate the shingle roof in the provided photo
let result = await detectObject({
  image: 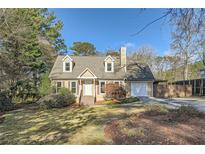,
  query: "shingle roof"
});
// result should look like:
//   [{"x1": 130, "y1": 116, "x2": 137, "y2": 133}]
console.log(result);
[
  {"x1": 49, "y1": 55, "x2": 155, "y2": 81},
  {"x1": 126, "y1": 60, "x2": 155, "y2": 81}
]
